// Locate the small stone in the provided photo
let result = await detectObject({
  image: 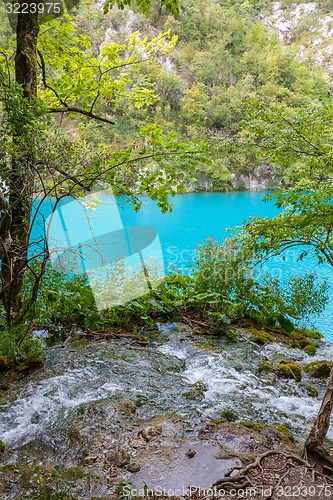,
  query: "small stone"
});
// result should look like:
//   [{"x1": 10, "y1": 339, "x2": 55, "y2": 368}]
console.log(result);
[
  {"x1": 140, "y1": 425, "x2": 162, "y2": 442},
  {"x1": 127, "y1": 462, "x2": 141, "y2": 473},
  {"x1": 131, "y1": 436, "x2": 147, "y2": 448},
  {"x1": 106, "y1": 448, "x2": 131, "y2": 467},
  {"x1": 82, "y1": 455, "x2": 97, "y2": 466},
  {"x1": 185, "y1": 448, "x2": 196, "y2": 458}
]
